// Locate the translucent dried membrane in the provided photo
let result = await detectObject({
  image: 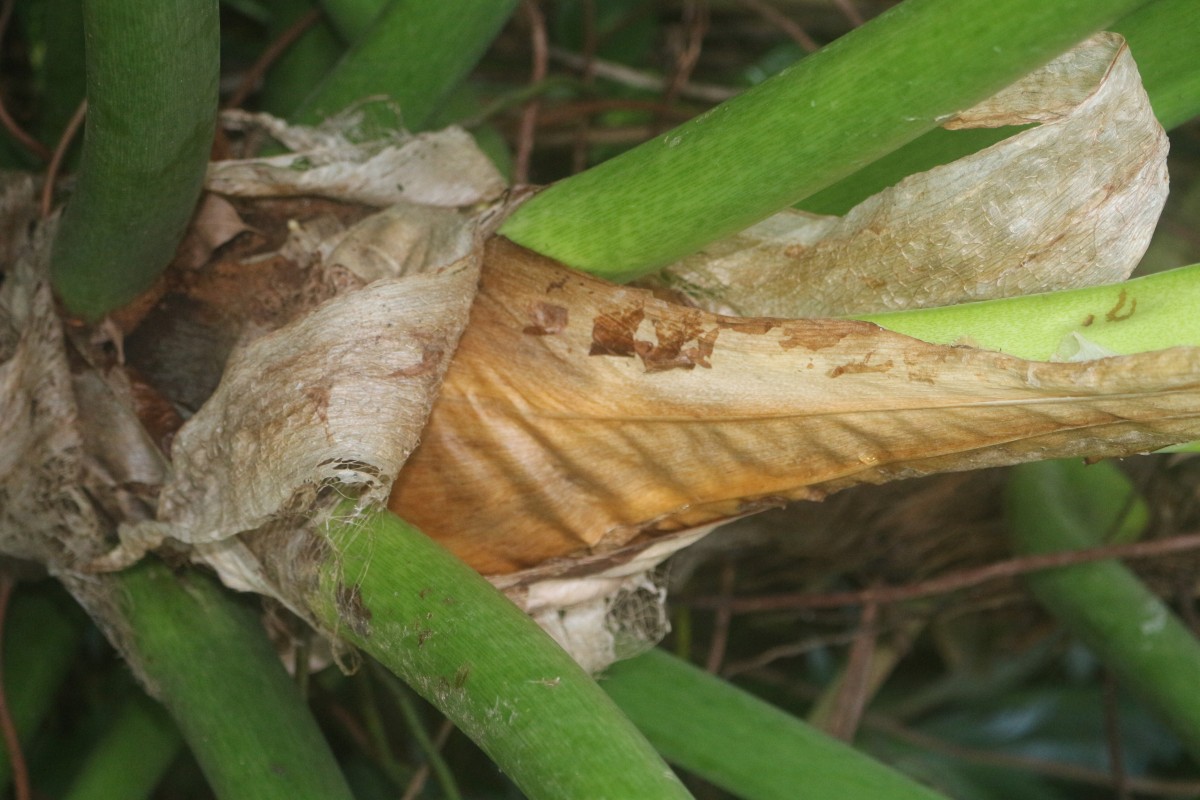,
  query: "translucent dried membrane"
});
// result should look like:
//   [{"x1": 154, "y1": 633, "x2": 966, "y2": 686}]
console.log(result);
[{"x1": 653, "y1": 33, "x2": 1168, "y2": 318}]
